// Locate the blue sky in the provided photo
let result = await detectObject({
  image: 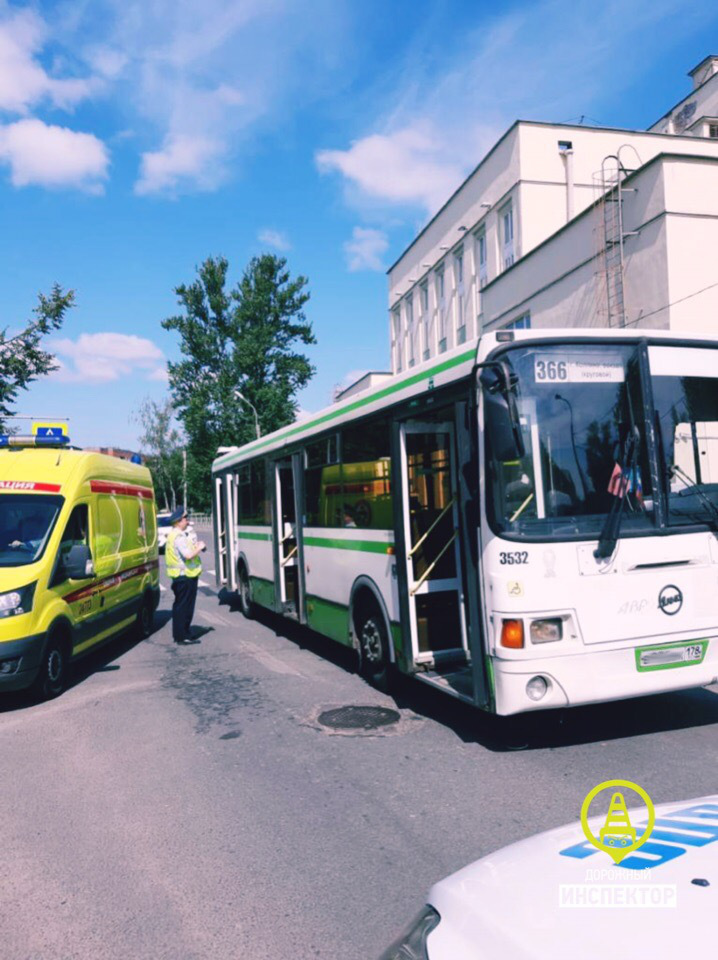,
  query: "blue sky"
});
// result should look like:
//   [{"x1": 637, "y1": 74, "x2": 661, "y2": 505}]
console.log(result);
[{"x1": 4, "y1": 0, "x2": 718, "y2": 449}]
